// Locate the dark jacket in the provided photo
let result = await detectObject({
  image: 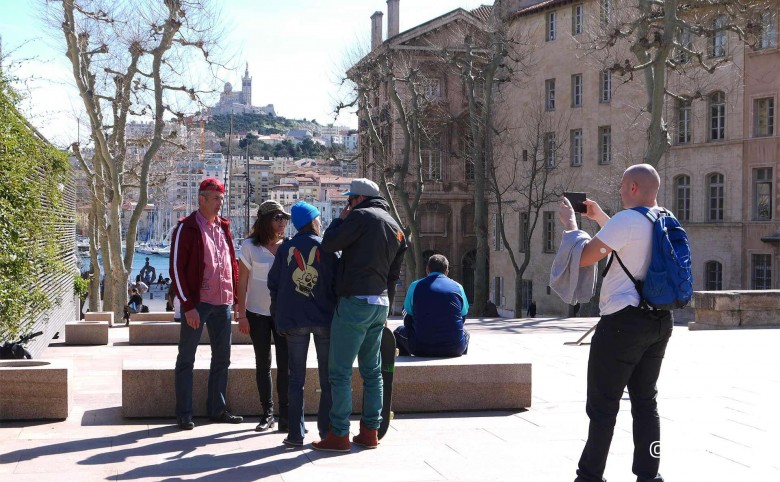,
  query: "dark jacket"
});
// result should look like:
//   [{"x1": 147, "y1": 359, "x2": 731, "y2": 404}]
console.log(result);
[
  {"x1": 321, "y1": 196, "x2": 407, "y2": 302},
  {"x1": 169, "y1": 211, "x2": 239, "y2": 313},
  {"x1": 268, "y1": 231, "x2": 339, "y2": 333}
]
